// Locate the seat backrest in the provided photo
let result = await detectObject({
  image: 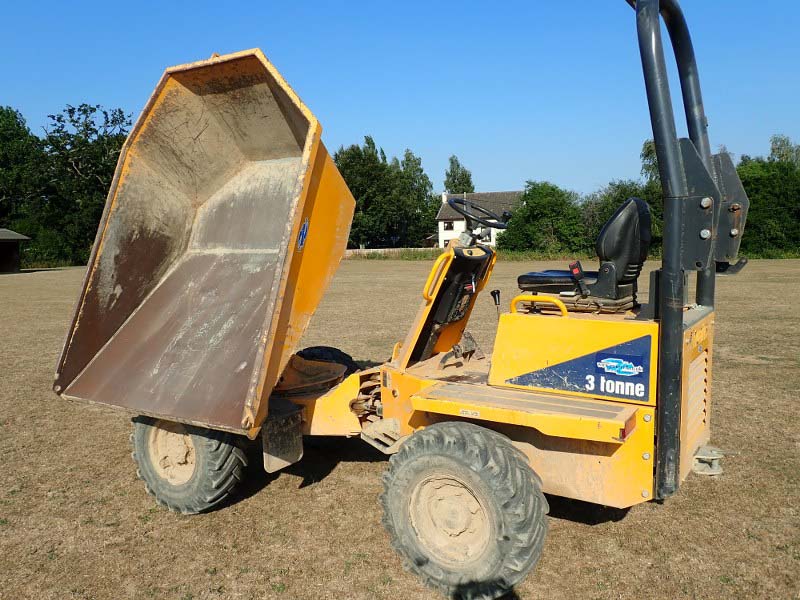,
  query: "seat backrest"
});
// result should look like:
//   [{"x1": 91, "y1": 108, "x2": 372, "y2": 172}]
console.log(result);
[{"x1": 595, "y1": 197, "x2": 652, "y2": 283}]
